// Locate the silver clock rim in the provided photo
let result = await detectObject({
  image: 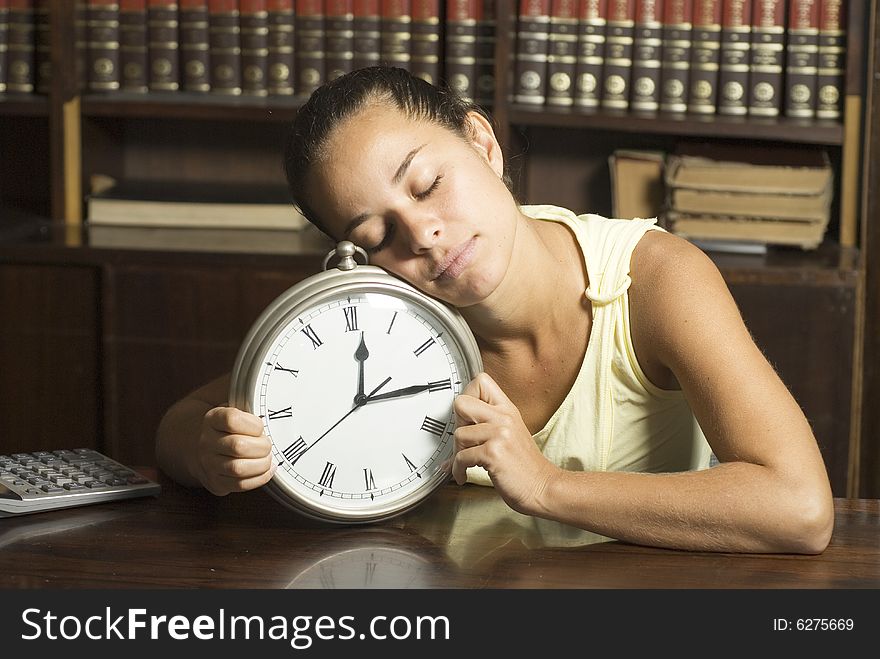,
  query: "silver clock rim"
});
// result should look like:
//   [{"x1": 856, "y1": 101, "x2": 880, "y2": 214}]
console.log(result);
[{"x1": 229, "y1": 265, "x2": 483, "y2": 524}]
